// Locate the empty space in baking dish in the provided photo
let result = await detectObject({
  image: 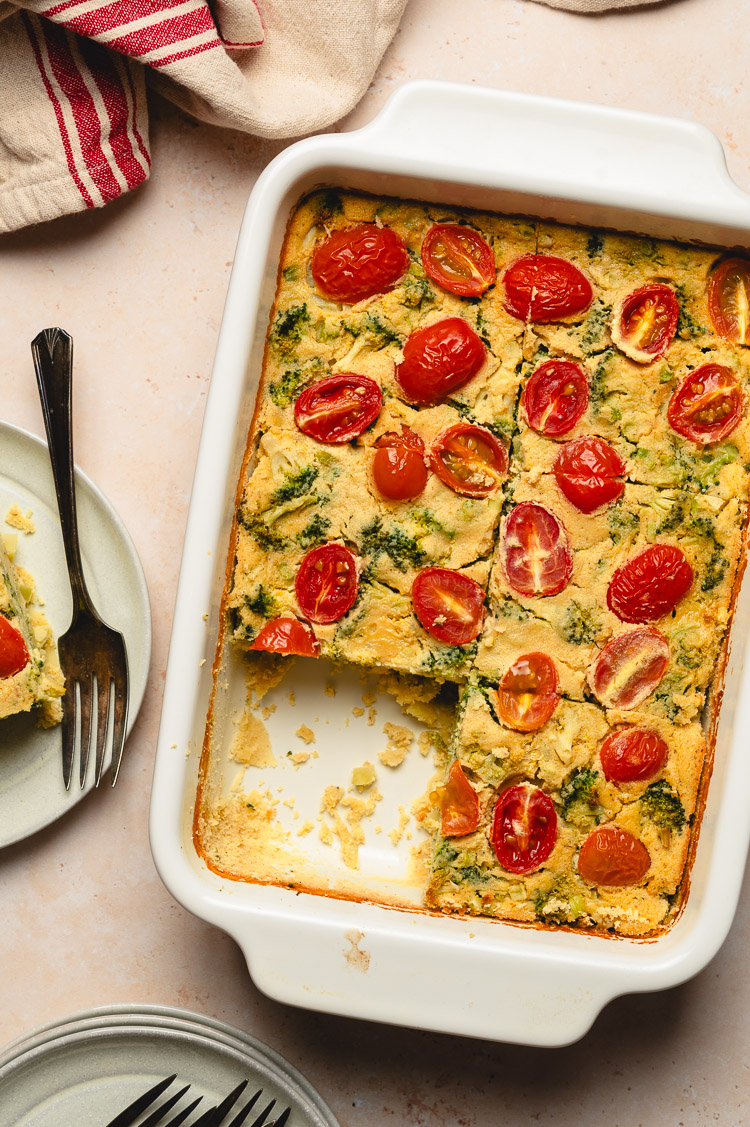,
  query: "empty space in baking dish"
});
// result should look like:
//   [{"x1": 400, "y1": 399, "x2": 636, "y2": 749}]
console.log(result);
[{"x1": 197, "y1": 643, "x2": 453, "y2": 906}]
